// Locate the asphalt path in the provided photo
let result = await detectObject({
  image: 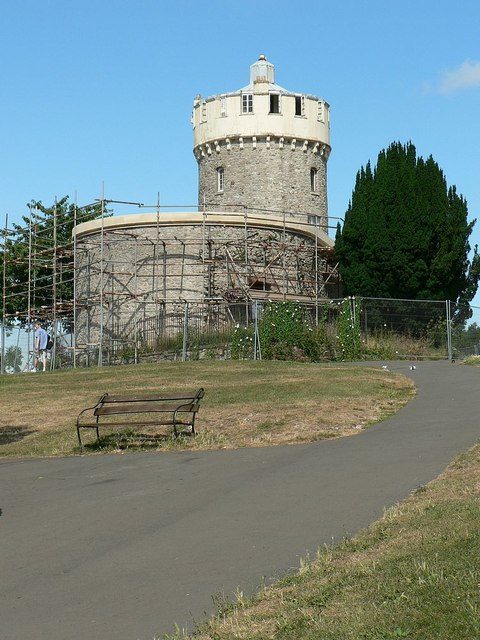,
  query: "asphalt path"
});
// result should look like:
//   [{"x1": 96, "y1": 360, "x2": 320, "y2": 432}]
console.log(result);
[{"x1": 1, "y1": 361, "x2": 479, "y2": 639}]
